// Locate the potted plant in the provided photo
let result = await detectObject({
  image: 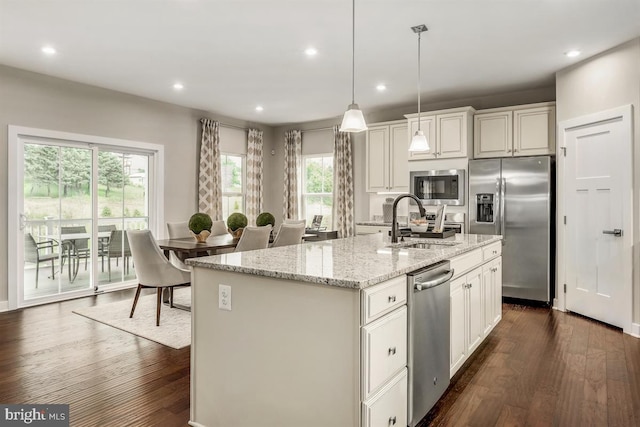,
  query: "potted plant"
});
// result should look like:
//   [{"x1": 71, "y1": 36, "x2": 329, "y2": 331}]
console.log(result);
[
  {"x1": 227, "y1": 212, "x2": 248, "y2": 238},
  {"x1": 256, "y1": 212, "x2": 275, "y2": 228},
  {"x1": 189, "y1": 212, "x2": 213, "y2": 243}
]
